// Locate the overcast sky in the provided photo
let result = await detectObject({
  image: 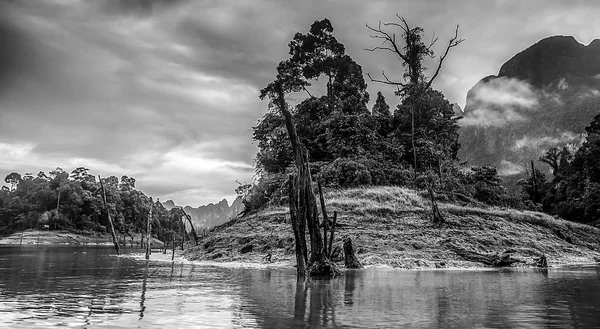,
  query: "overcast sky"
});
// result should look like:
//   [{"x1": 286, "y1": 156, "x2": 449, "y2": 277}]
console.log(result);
[{"x1": 1, "y1": 0, "x2": 599, "y2": 206}]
